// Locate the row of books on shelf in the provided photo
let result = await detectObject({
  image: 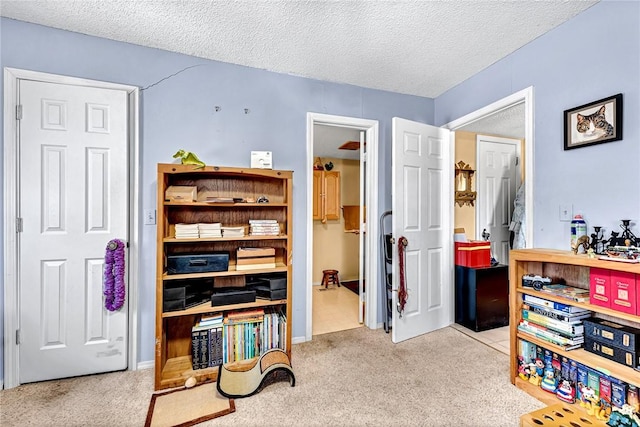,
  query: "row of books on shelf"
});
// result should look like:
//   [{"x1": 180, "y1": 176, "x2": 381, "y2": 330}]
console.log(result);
[
  {"x1": 517, "y1": 338, "x2": 639, "y2": 424},
  {"x1": 173, "y1": 219, "x2": 282, "y2": 239},
  {"x1": 190, "y1": 308, "x2": 287, "y2": 369},
  {"x1": 519, "y1": 293, "x2": 590, "y2": 351}
]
